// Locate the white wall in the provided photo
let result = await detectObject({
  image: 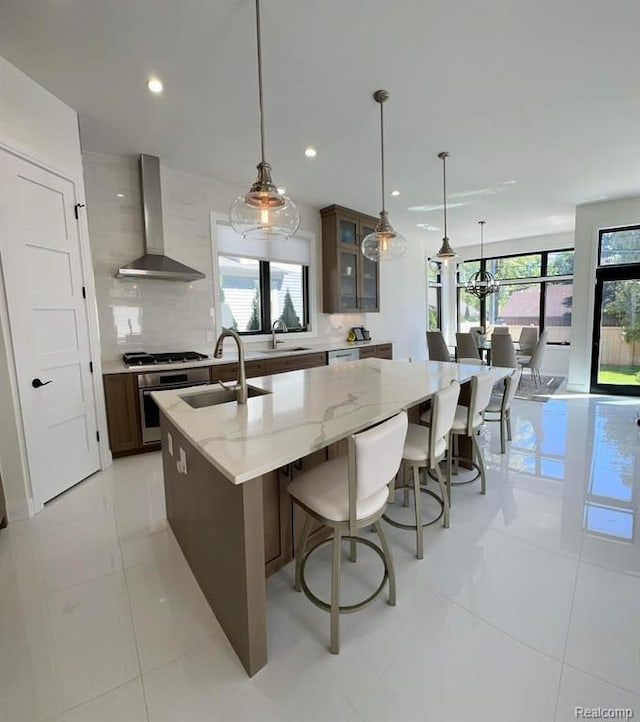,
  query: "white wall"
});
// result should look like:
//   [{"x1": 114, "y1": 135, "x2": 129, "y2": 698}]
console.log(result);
[
  {"x1": 568, "y1": 196, "x2": 640, "y2": 392},
  {"x1": 85, "y1": 151, "x2": 424, "y2": 362}
]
